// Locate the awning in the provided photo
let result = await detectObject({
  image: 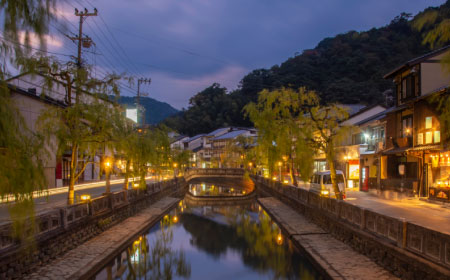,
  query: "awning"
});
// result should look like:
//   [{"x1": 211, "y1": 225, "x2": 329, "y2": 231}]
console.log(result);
[
  {"x1": 382, "y1": 144, "x2": 443, "y2": 155},
  {"x1": 408, "y1": 144, "x2": 441, "y2": 152}
]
